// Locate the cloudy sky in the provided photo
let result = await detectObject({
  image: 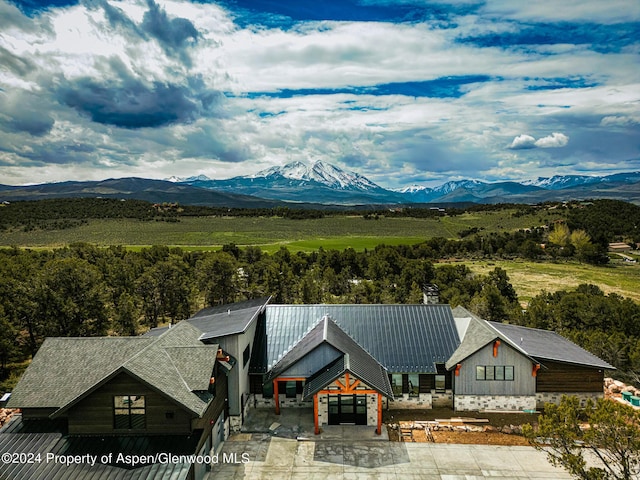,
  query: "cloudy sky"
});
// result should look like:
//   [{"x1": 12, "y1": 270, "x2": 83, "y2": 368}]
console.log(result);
[{"x1": 0, "y1": 0, "x2": 638, "y2": 188}]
